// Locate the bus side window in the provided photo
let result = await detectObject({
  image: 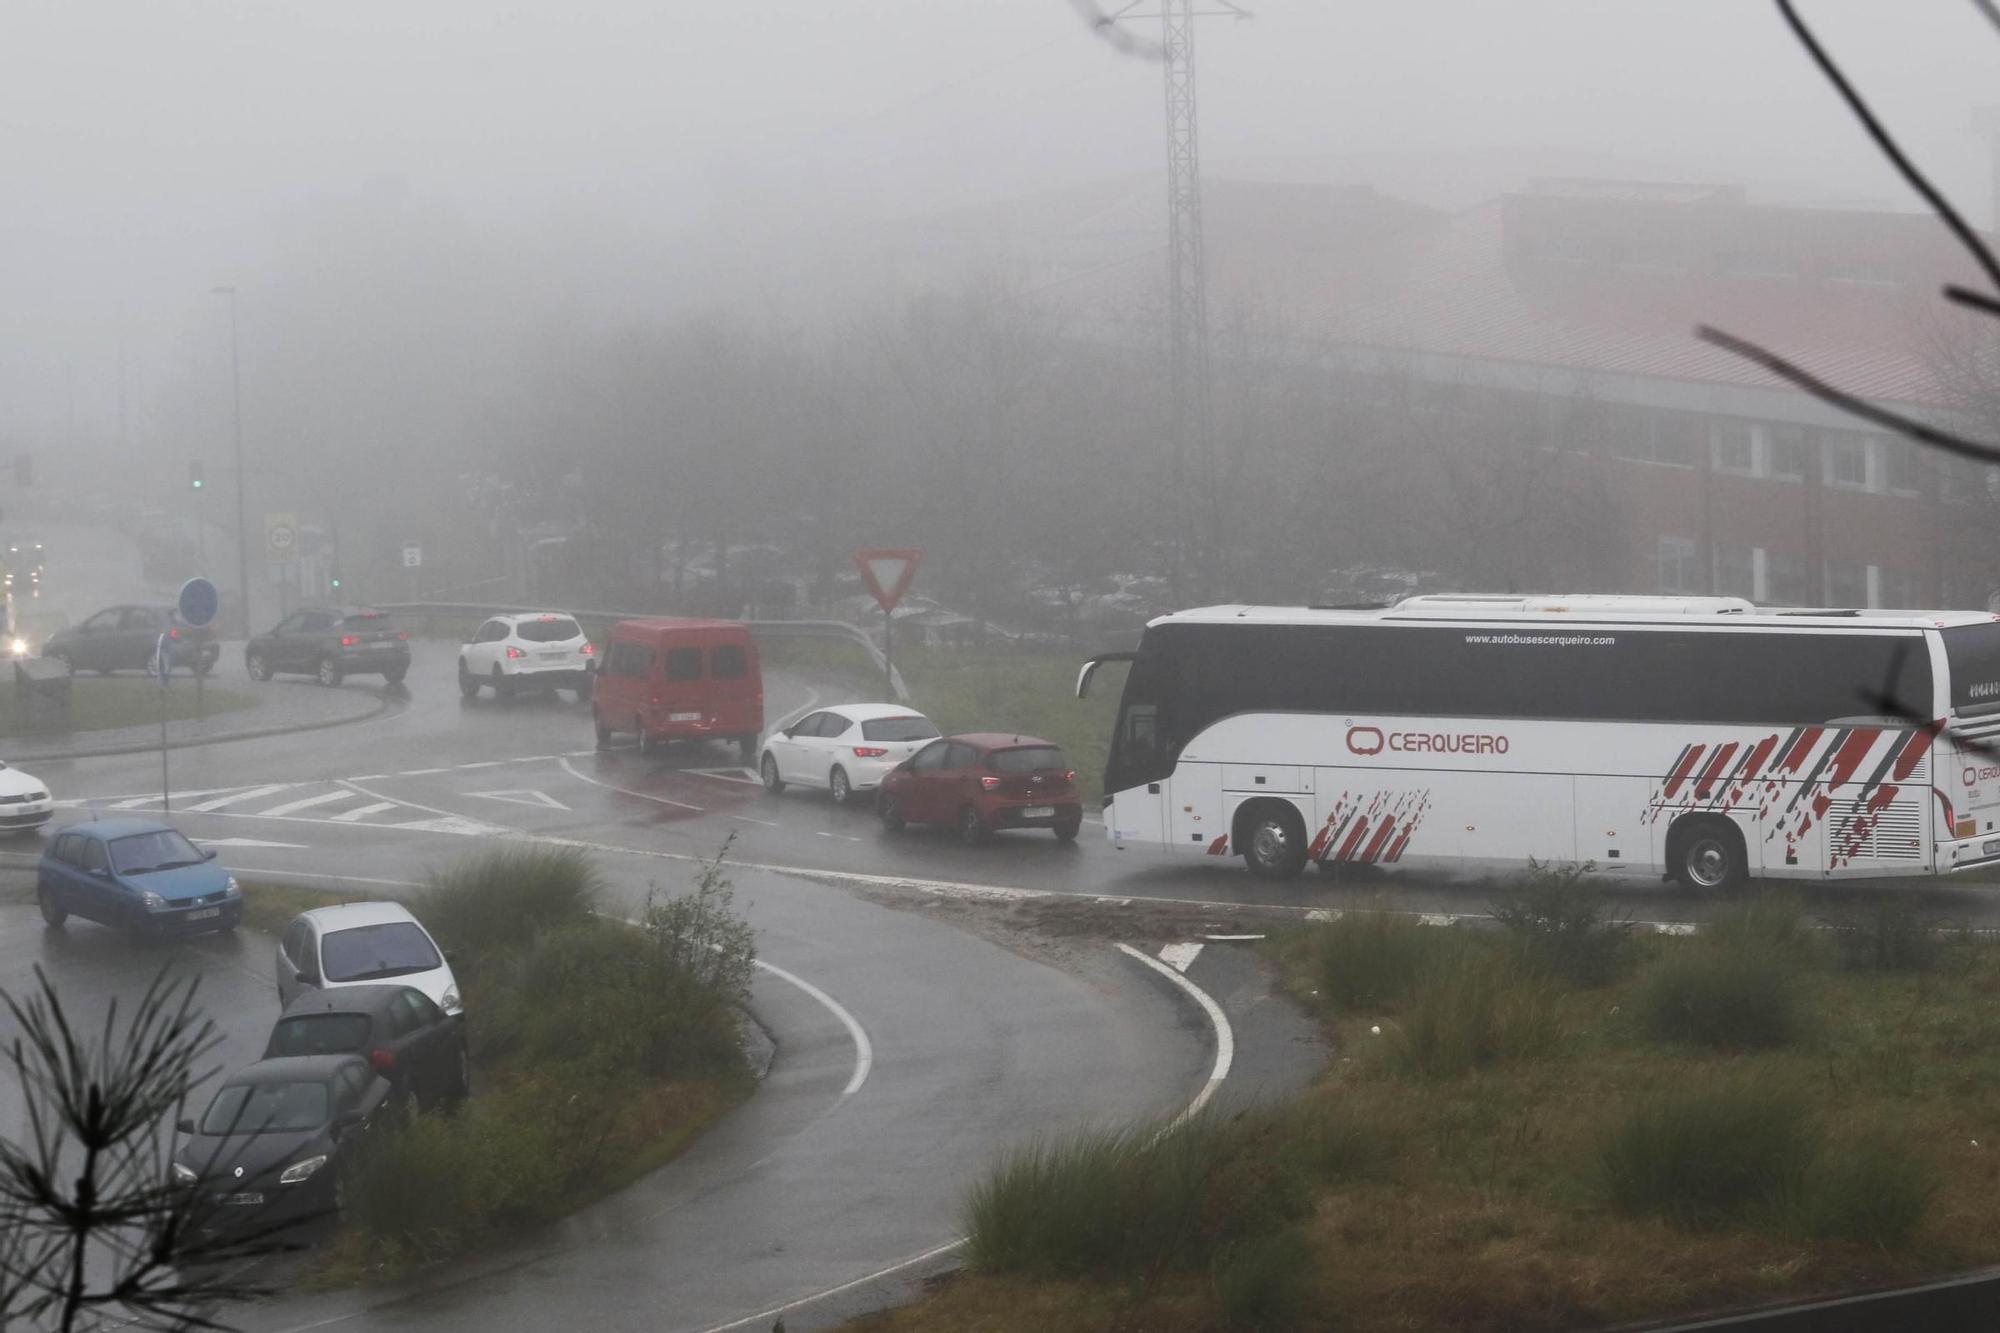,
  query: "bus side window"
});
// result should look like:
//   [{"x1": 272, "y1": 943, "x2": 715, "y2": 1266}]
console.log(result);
[{"x1": 1124, "y1": 705, "x2": 1159, "y2": 763}]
